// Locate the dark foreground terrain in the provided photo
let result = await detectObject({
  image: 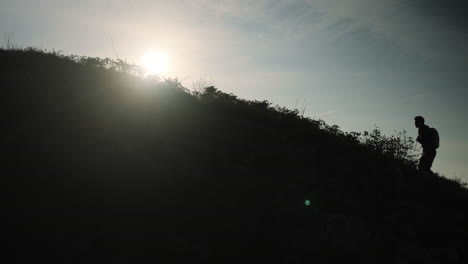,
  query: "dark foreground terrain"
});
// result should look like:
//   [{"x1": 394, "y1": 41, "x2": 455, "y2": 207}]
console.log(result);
[{"x1": 2, "y1": 49, "x2": 467, "y2": 263}]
